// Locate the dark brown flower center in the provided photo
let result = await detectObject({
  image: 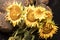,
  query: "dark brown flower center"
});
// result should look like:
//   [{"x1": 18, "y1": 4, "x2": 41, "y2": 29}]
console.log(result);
[{"x1": 42, "y1": 23, "x2": 53, "y2": 34}]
